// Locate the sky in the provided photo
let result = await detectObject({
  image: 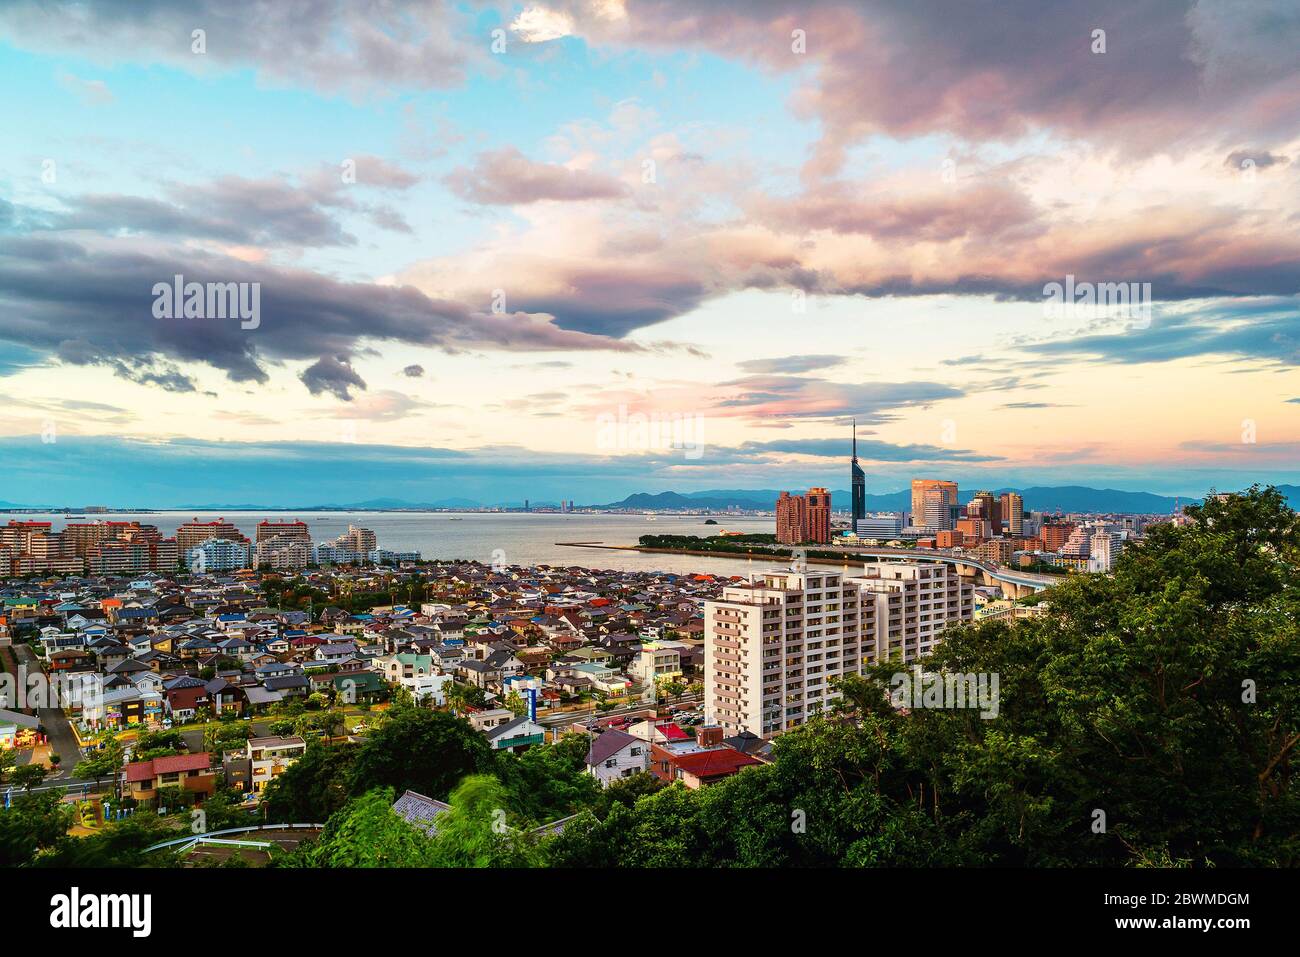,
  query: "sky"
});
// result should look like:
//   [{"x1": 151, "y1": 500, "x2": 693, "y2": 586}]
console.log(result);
[{"x1": 0, "y1": 0, "x2": 1298, "y2": 507}]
